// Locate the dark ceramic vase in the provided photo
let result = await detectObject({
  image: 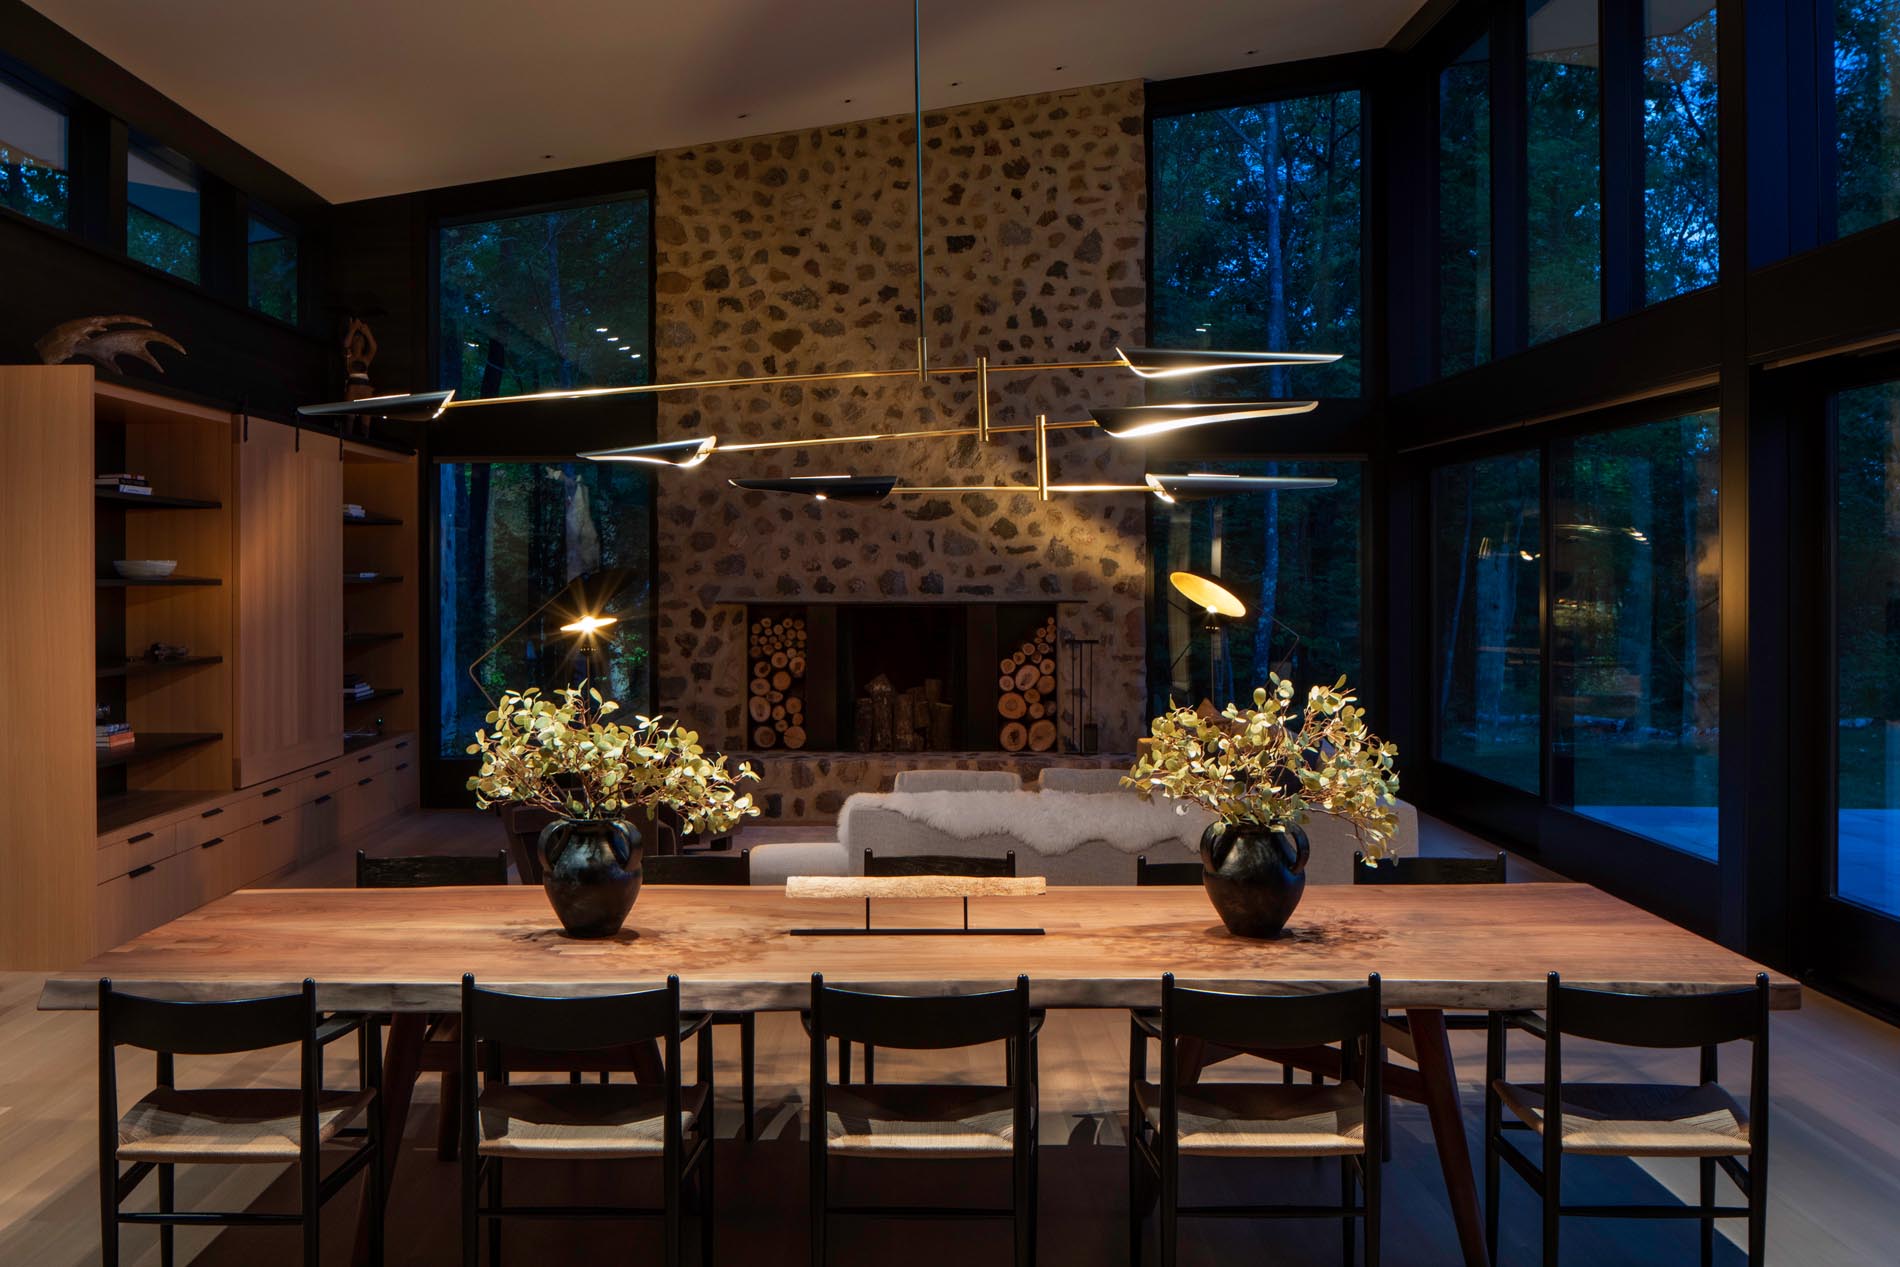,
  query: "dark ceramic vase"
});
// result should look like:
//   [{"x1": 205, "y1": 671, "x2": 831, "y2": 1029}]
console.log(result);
[
  {"x1": 1199, "y1": 820, "x2": 1310, "y2": 939},
  {"x1": 537, "y1": 818, "x2": 644, "y2": 938}
]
